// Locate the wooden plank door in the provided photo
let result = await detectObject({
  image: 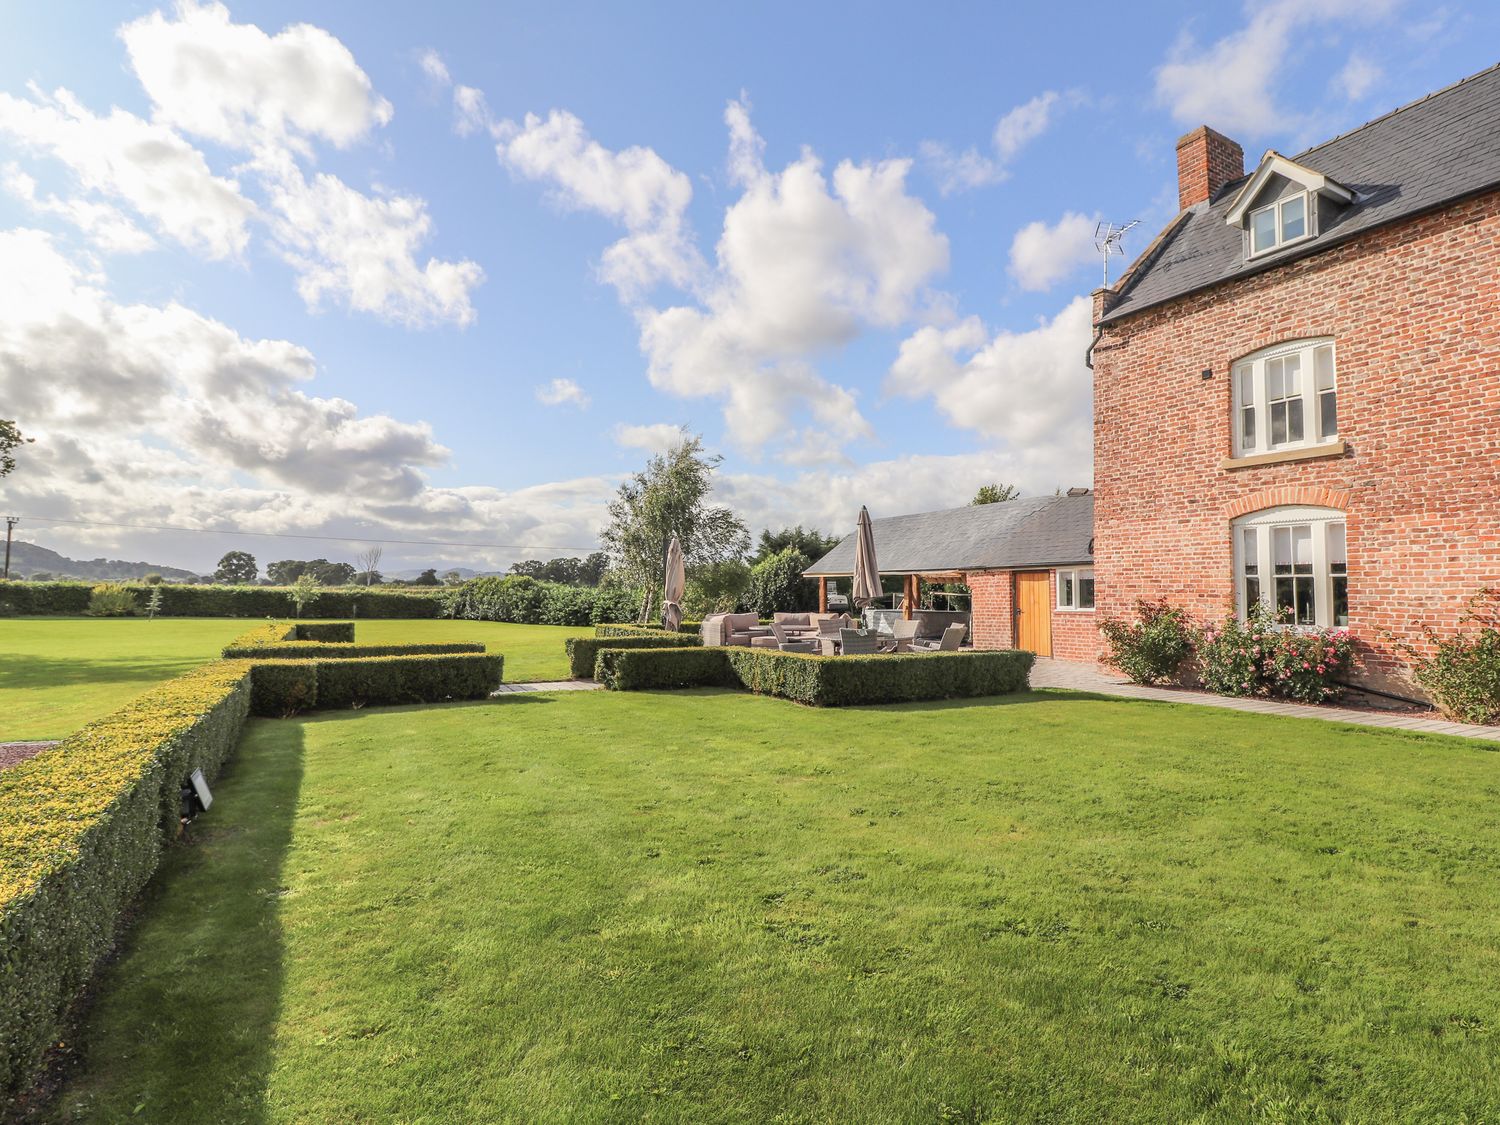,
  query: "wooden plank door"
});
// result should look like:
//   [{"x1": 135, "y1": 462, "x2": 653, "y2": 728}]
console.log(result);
[{"x1": 1014, "y1": 571, "x2": 1053, "y2": 657}]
